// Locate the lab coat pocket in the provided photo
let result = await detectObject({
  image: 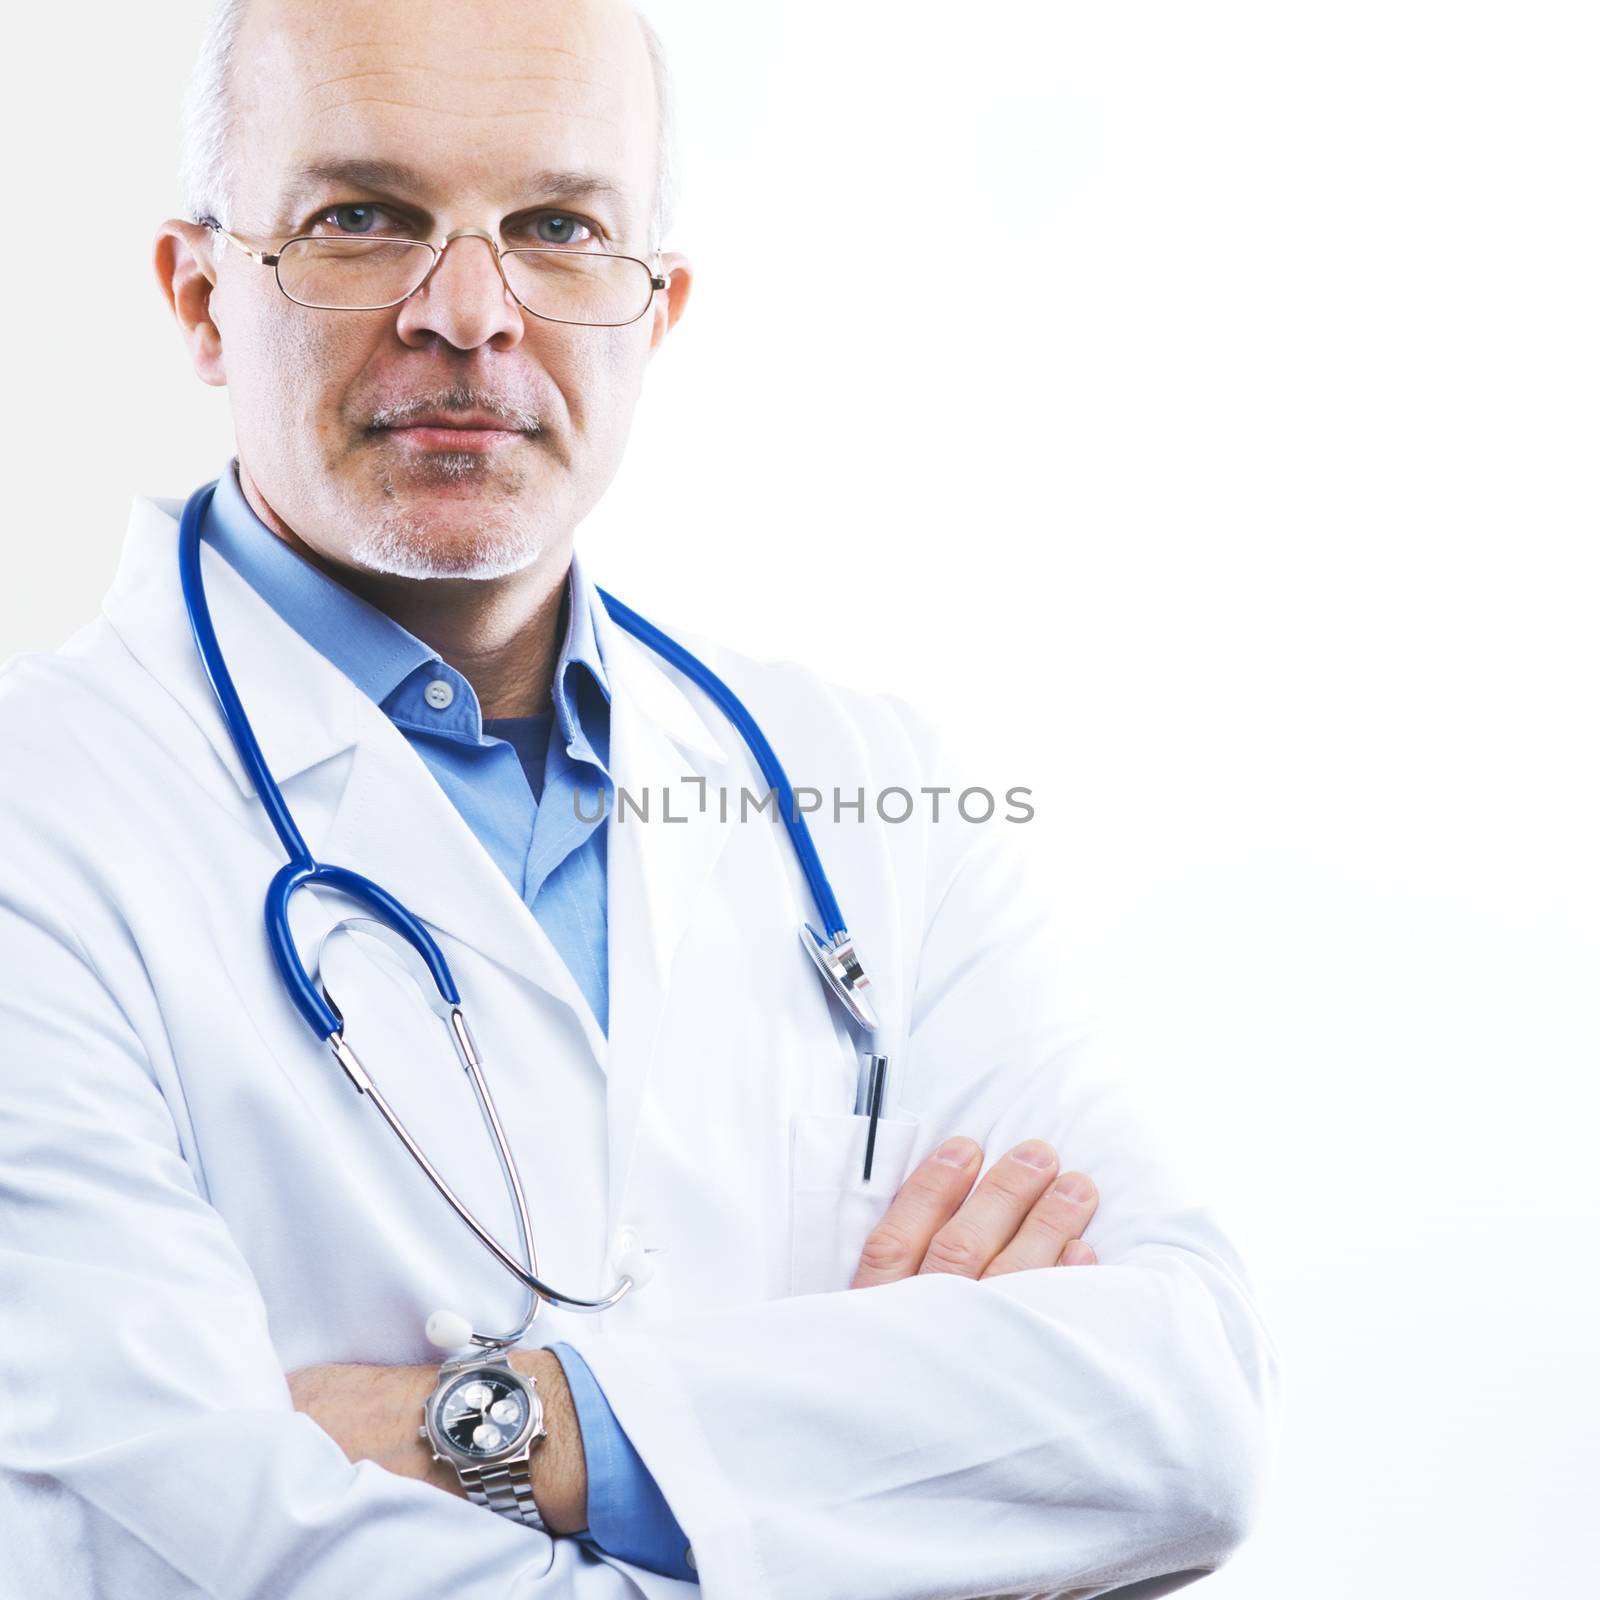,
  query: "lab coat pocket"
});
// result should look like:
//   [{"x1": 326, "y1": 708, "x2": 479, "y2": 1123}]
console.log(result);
[{"x1": 788, "y1": 1112, "x2": 921, "y2": 1296}]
